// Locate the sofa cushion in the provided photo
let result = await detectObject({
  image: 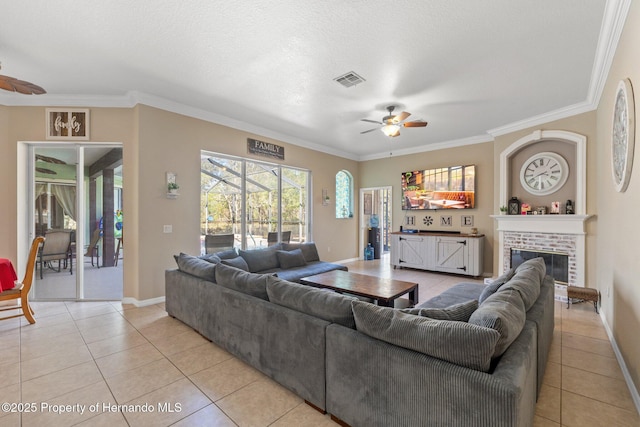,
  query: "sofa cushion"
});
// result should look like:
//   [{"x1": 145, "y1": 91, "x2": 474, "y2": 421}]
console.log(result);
[
  {"x1": 500, "y1": 257, "x2": 545, "y2": 310},
  {"x1": 468, "y1": 289, "x2": 526, "y2": 358},
  {"x1": 239, "y1": 246, "x2": 280, "y2": 272},
  {"x1": 276, "y1": 249, "x2": 307, "y2": 270},
  {"x1": 351, "y1": 300, "x2": 499, "y2": 372},
  {"x1": 417, "y1": 282, "x2": 484, "y2": 309},
  {"x1": 264, "y1": 261, "x2": 348, "y2": 283},
  {"x1": 478, "y1": 268, "x2": 515, "y2": 304},
  {"x1": 173, "y1": 253, "x2": 217, "y2": 282},
  {"x1": 267, "y1": 276, "x2": 357, "y2": 328},
  {"x1": 214, "y1": 262, "x2": 270, "y2": 300},
  {"x1": 221, "y1": 256, "x2": 250, "y2": 271},
  {"x1": 402, "y1": 299, "x2": 478, "y2": 321},
  {"x1": 282, "y1": 242, "x2": 320, "y2": 262}
]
